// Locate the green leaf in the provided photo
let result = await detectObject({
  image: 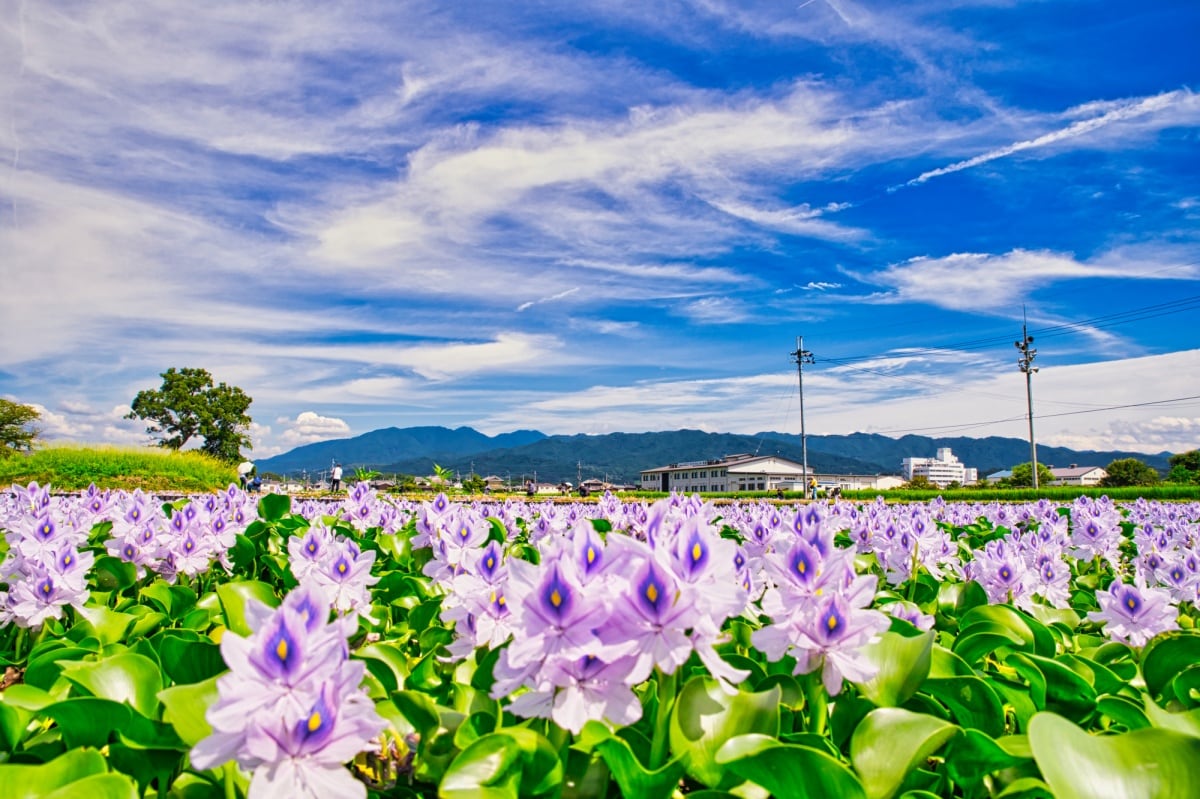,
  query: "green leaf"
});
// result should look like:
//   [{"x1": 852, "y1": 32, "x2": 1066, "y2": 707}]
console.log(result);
[
  {"x1": 391, "y1": 690, "x2": 440, "y2": 740},
  {"x1": 716, "y1": 733, "x2": 867, "y2": 799},
  {"x1": 257, "y1": 492, "x2": 292, "y2": 522},
  {"x1": 941, "y1": 729, "x2": 1028, "y2": 789},
  {"x1": 857, "y1": 629, "x2": 934, "y2": 707},
  {"x1": 355, "y1": 642, "x2": 410, "y2": 696},
  {"x1": 1141, "y1": 631, "x2": 1200, "y2": 701},
  {"x1": 590, "y1": 728, "x2": 686, "y2": 799},
  {"x1": 42, "y1": 771, "x2": 139, "y2": 799},
  {"x1": 0, "y1": 702, "x2": 30, "y2": 752},
  {"x1": 920, "y1": 676, "x2": 1005, "y2": 738},
  {"x1": 1029, "y1": 711, "x2": 1200, "y2": 799},
  {"x1": 849, "y1": 707, "x2": 958, "y2": 799},
  {"x1": 215, "y1": 580, "x2": 279, "y2": 637},
  {"x1": 59, "y1": 652, "x2": 163, "y2": 718},
  {"x1": 24, "y1": 646, "x2": 94, "y2": 691},
  {"x1": 1143, "y1": 698, "x2": 1200, "y2": 738},
  {"x1": 159, "y1": 675, "x2": 219, "y2": 747},
  {"x1": 72, "y1": 605, "x2": 136, "y2": 646},
  {"x1": 91, "y1": 556, "x2": 138, "y2": 592},
  {"x1": 41, "y1": 697, "x2": 133, "y2": 749},
  {"x1": 1006, "y1": 653, "x2": 1097, "y2": 721},
  {"x1": 1096, "y1": 695, "x2": 1150, "y2": 732},
  {"x1": 440, "y1": 728, "x2": 563, "y2": 799},
  {"x1": 669, "y1": 677, "x2": 781, "y2": 788},
  {"x1": 0, "y1": 749, "x2": 109, "y2": 799},
  {"x1": 157, "y1": 635, "x2": 226, "y2": 685}
]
